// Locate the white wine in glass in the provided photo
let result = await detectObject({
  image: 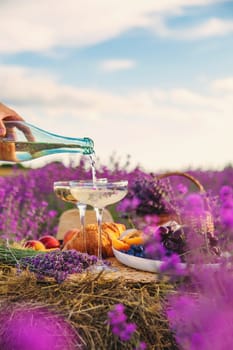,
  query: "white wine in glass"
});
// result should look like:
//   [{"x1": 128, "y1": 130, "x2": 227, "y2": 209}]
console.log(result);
[
  {"x1": 54, "y1": 179, "x2": 108, "y2": 253},
  {"x1": 53, "y1": 181, "x2": 87, "y2": 252},
  {"x1": 70, "y1": 180, "x2": 128, "y2": 271}
]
